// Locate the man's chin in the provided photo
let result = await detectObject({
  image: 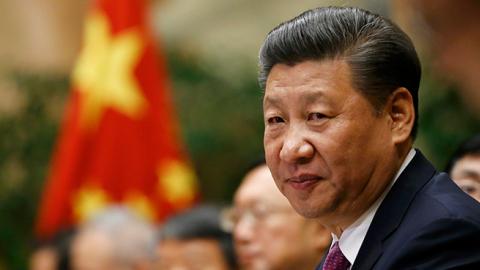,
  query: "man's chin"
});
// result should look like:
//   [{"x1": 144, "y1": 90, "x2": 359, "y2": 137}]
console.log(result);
[
  {"x1": 289, "y1": 199, "x2": 336, "y2": 219},
  {"x1": 238, "y1": 252, "x2": 265, "y2": 270},
  {"x1": 240, "y1": 260, "x2": 270, "y2": 270},
  {"x1": 293, "y1": 207, "x2": 323, "y2": 219}
]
